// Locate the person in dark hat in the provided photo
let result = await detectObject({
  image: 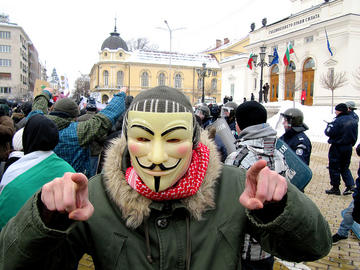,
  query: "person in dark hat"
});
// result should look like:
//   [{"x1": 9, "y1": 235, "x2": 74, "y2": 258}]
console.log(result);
[
  {"x1": 225, "y1": 100, "x2": 290, "y2": 270},
  {"x1": 26, "y1": 87, "x2": 127, "y2": 177},
  {"x1": 0, "y1": 86, "x2": 332, "y2": 269},
  {"x1": 279, "y1": 108, "x2": 312, "y2": 165},
  {"x1": 345, "y1": 101, "x2": 358, "y2": 123},
  {"x1": 325, "y1": 103, "x2": 358, "y2": 196},
  {"x1": 0, "y1": 114, "x2": 75, "y2": 229}
]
